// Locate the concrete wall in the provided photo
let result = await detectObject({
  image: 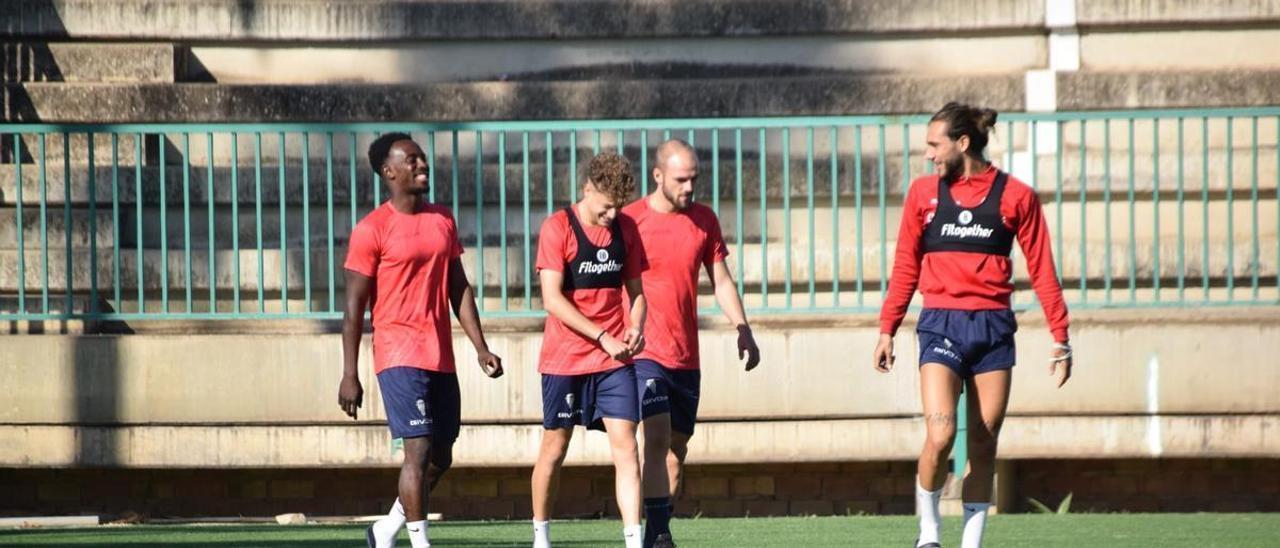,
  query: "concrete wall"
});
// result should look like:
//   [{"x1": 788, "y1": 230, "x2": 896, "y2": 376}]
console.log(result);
[{"x1": 2, "y1": 308, "x2": 1278, "y2": 468}]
